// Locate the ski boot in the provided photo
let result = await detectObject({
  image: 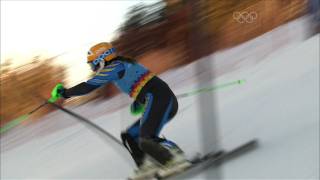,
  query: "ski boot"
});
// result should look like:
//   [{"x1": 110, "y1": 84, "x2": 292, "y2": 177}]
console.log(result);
[
  {"x1": 139, "y1": 137, "x2": 191, "y2": 177},
  {"x1": 128, "y1": 157, "x2": 161, "y2": 180}
]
